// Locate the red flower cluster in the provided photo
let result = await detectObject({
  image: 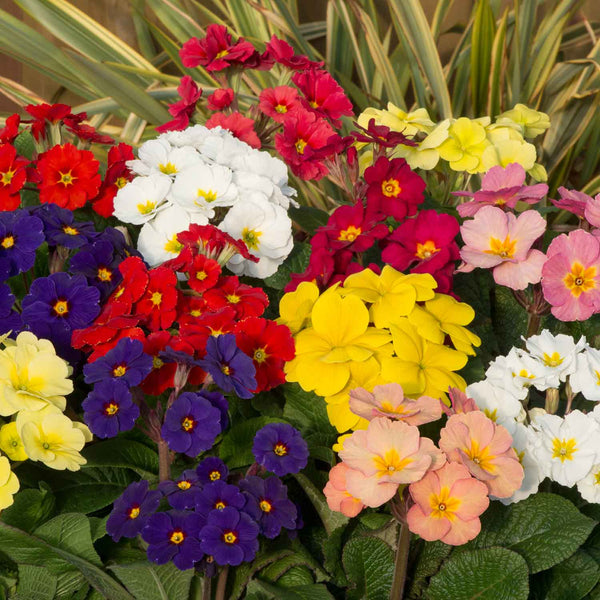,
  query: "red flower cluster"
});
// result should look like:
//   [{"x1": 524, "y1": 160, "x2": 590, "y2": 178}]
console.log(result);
[
  {"x1": 0, "y1": 145, "x2": 28, "y2": 211},
  {"x1": 157, "y1": 76, "x2": 203, "y2": 133}
]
